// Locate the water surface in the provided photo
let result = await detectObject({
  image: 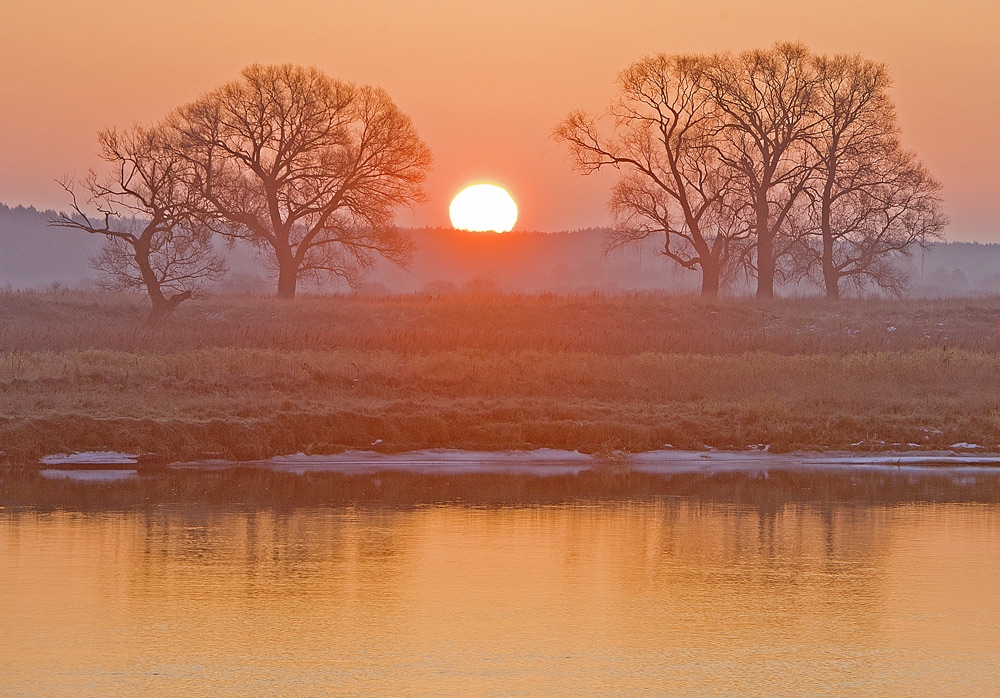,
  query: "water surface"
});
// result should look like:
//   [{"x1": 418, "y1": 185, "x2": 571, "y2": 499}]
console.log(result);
[{"x1": 2, "y1": 499, "x2": 998, "y2": 696}]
